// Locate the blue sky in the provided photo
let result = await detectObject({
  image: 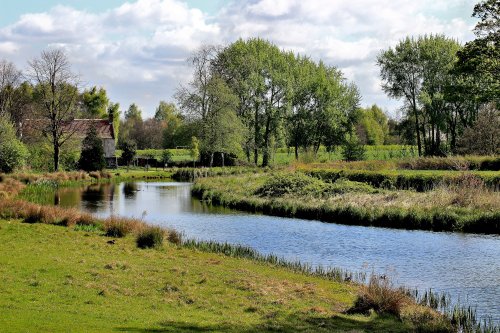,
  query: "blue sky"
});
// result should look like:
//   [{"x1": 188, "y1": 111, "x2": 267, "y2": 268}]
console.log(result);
[{"x1": 0, "y1": 0, "x2": 478, "y2": 118}]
